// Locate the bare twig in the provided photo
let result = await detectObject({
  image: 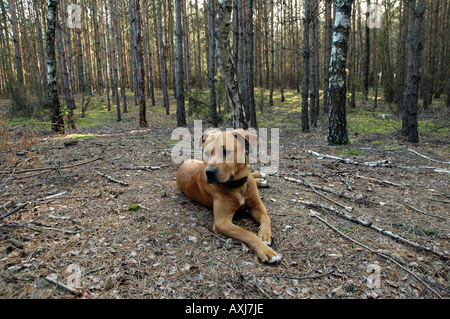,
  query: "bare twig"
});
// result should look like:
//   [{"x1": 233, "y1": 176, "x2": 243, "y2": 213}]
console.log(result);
[
  {"x1": 285, "y1": 176, "x2": 358, "y2": 210},
  {"x1": 45, "y1": 275, "x2": 81, "y2": 295},
  {"x1": 95, "y1": 170, "x2": 129, "y2": 186},
  {"x1": 308, "y1": 209, "x2": 444, "y2": 299},
  {"x1": 407, "y1": 148, "x2": 450, "y2": 165},
  {"x1": 1, "y1": 157, "x2": 102, "y2": 175},
  {"x1": 355, "y1": 174, "x2": 403, "y2": 188},
  {"x1": 0, "y1": 202, "x2": 29, "y2": 220},
  {"x1": 405, "y1": 204, "x2": 450, "y2": 222},
  {"x1": 298, "y1": 200, "x2": 448, "y2": 260}
]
